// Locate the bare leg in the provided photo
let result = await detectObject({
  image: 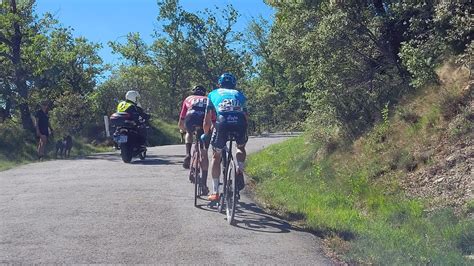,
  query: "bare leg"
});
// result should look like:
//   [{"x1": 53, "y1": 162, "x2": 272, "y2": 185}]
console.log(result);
[
  {"x1": 183, "y1": 132, "x2": 192, "y2": 169},
  {"x1": 236, "y1": 145, "x2": 246, "y2": 170},
  {"x1": 211, "y1": 149, "x2": 222, "y2": 194},
  {"x1": 185, "y1": 132, "x2": 193, "y2": 145},
  {"x1": 235, "y1": 145, "x2": 247, "y2": 192},
  {"x1": 38, "y1": 135, "x2": 47, "y2": 159},
  {"x1": 185, "y1": 132, "x2": 193, "y2": 156},
  {"x1": 200, "y1": 148, "x2": 209, "y2": 192},
  {"x1": 201, "y1": 148, "x2": 209, "y2": 170}
]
